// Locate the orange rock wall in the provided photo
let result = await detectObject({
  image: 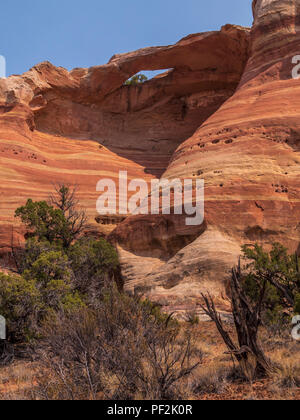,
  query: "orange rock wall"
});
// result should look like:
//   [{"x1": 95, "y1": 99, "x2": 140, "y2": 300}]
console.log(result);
[
  {"x1": 111, "y1": 0, "x2": 300, "y2": 314},
  {"x1": 2, "y1": 1, "x2": 300, "y2": 316},
  {"x1": 0, "y1": 25, "x2": 249, "y2": 267}
]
